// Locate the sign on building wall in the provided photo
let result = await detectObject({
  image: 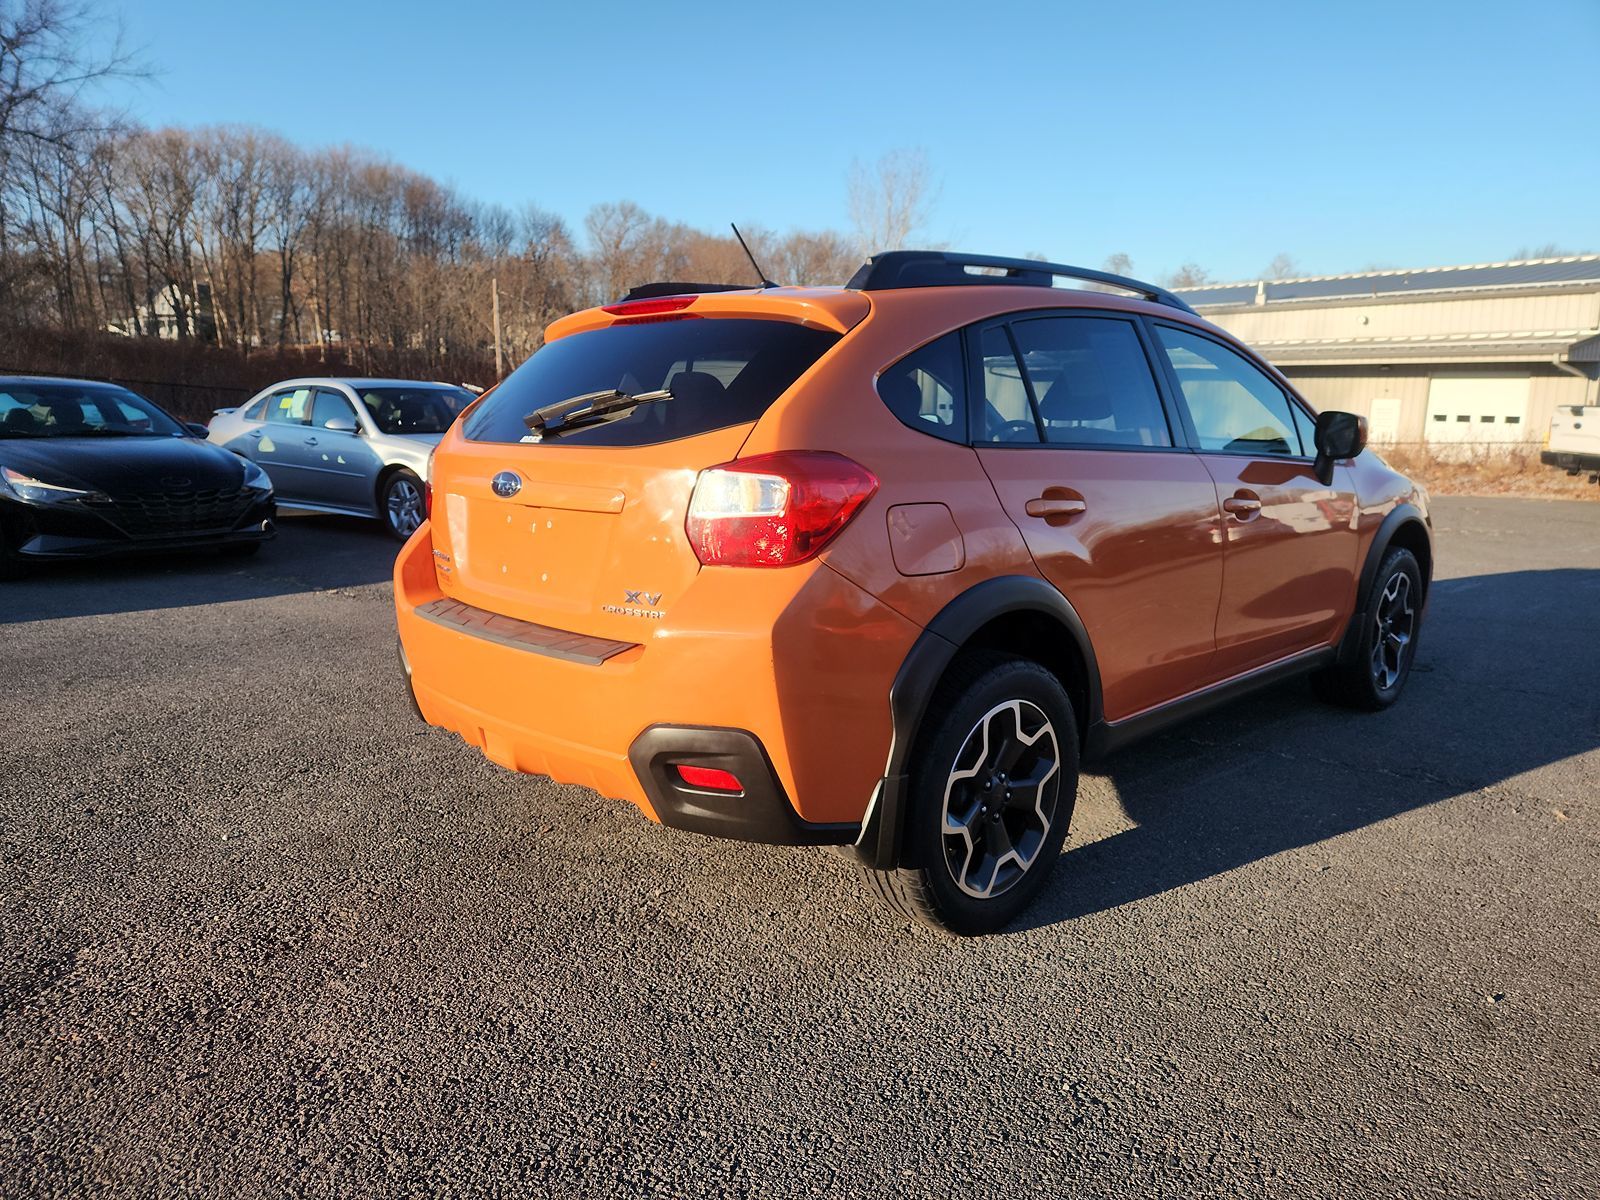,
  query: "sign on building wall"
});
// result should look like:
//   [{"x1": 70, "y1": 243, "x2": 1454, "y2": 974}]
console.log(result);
[{"x1": 1423, "y1": 377, "x2": 1532, "y2": 453}]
